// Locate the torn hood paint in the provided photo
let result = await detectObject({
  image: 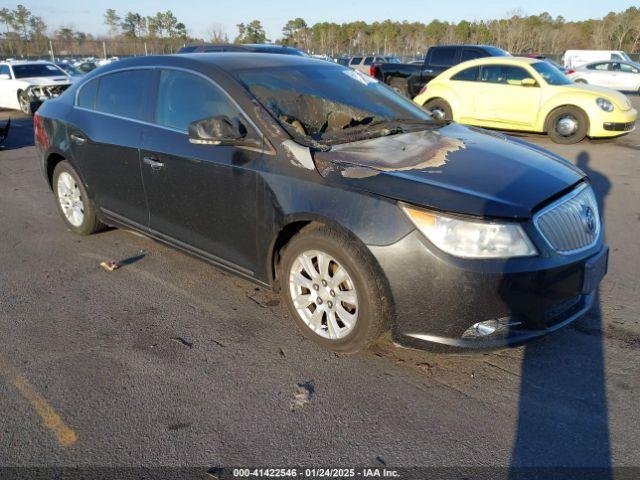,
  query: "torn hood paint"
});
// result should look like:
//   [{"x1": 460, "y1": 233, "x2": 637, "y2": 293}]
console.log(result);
[{"x1": 314, "y1": 124, "x2": 585, "y2": 219}]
